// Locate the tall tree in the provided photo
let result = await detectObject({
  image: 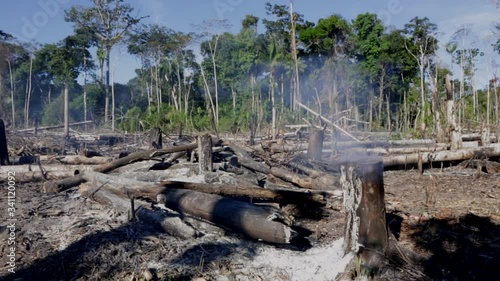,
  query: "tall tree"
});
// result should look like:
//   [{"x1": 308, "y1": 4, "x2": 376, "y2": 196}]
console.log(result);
[
  {"x1": 65, "y1": 0, "x2": 146, "y2": 127},
  {"x1": 0, "y1": 30, "x2": 15, "y2": 121},
  {"x1": 34, "y1": 37, "x2": 89, "y2": 136},
  {"x1": 403, "y1": 17, "x2": 438, "y2": 135}
]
